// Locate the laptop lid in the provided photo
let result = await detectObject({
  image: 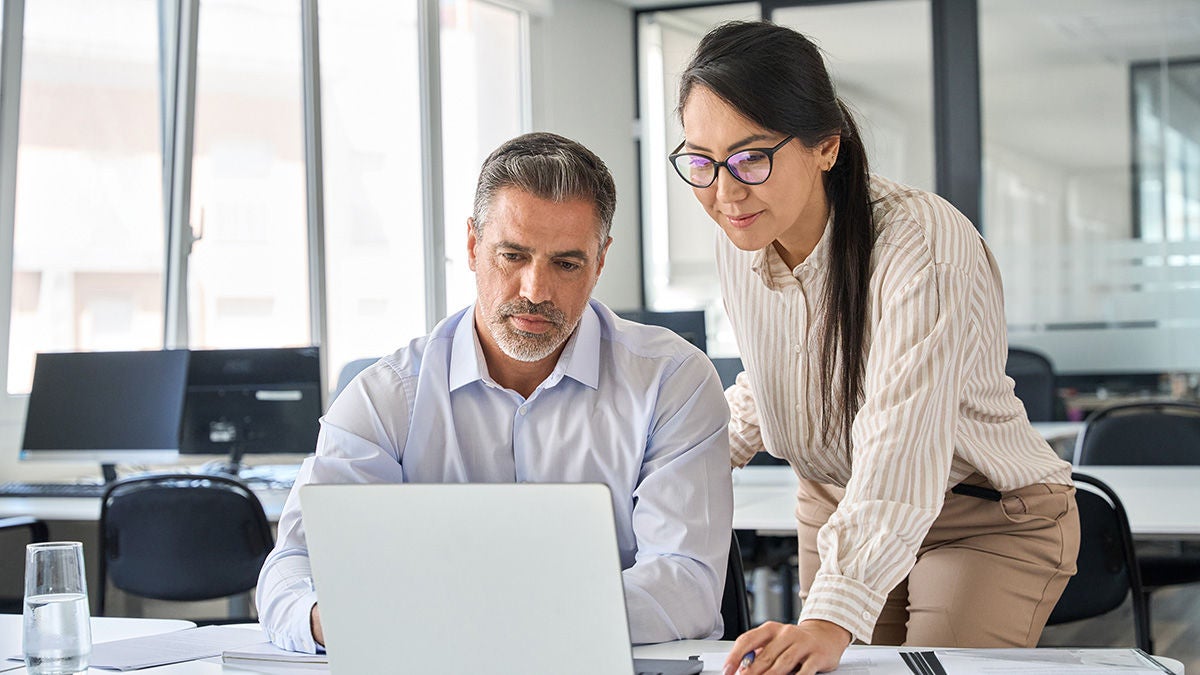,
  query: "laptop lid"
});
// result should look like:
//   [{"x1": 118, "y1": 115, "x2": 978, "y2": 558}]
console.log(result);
[{"x1": 301, "y1": 483, "x2": 649, "y2": 675}]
